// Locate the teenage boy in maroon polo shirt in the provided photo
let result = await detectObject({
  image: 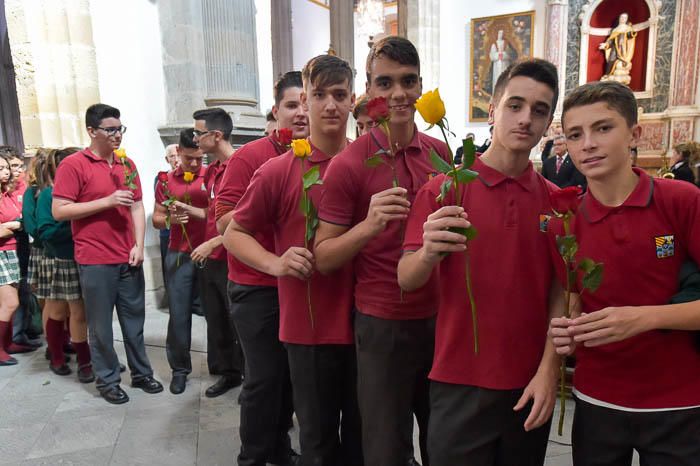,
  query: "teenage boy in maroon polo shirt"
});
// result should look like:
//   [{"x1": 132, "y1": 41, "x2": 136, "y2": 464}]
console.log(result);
[
  {"x1": 315, "y1": 36, "x2": 448, "y2": 466},
  {"x1": 214, "y1": 71, "x2": 307, "y2": 466},
  {"x1": 398, "y1": 59, "x2": 562, "y2": 466},
  {"x1": 52, "y1": 103, "x2": 163, "y2": 404},
  {"x1": 190, "y1": 108, "x2": 244, "y2": 398},
  {"x1": 549, "y1": 81, "x2": 700, "y2": 466},
  {"x1": 225, "y1": 54, "x2": 362, "y2": 466},
  {"x1": 152, "y1": 128, "x2": 208, "y2": 394}
]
